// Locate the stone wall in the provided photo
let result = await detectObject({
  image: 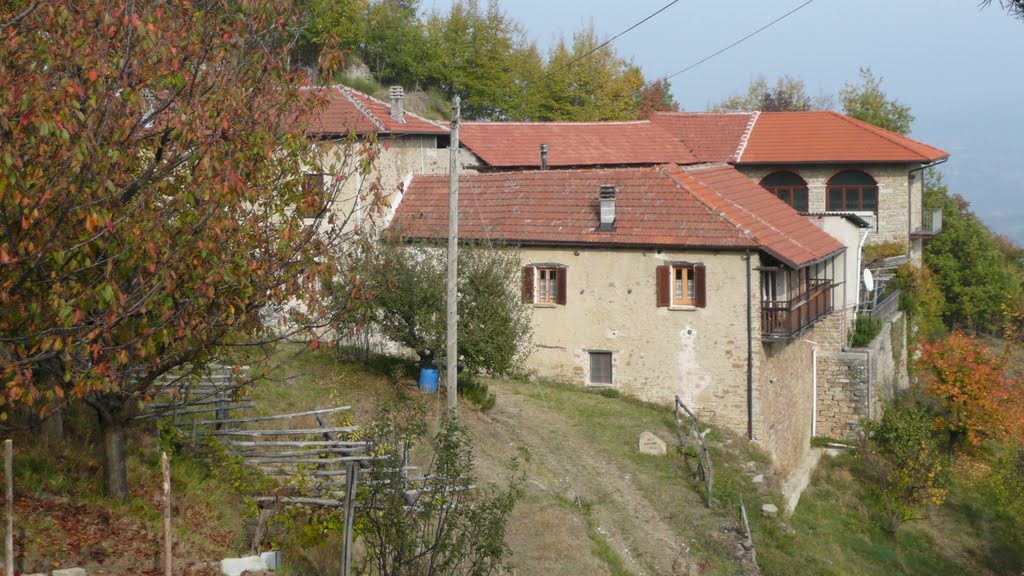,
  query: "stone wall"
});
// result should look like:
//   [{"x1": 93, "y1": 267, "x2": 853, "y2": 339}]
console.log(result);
[
  {"x1": 737, "y1": 163, "x2": 921, "y2": 247},
  {"x1": 815, "y1": 311, "x2": 908, "y2": 439}
]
